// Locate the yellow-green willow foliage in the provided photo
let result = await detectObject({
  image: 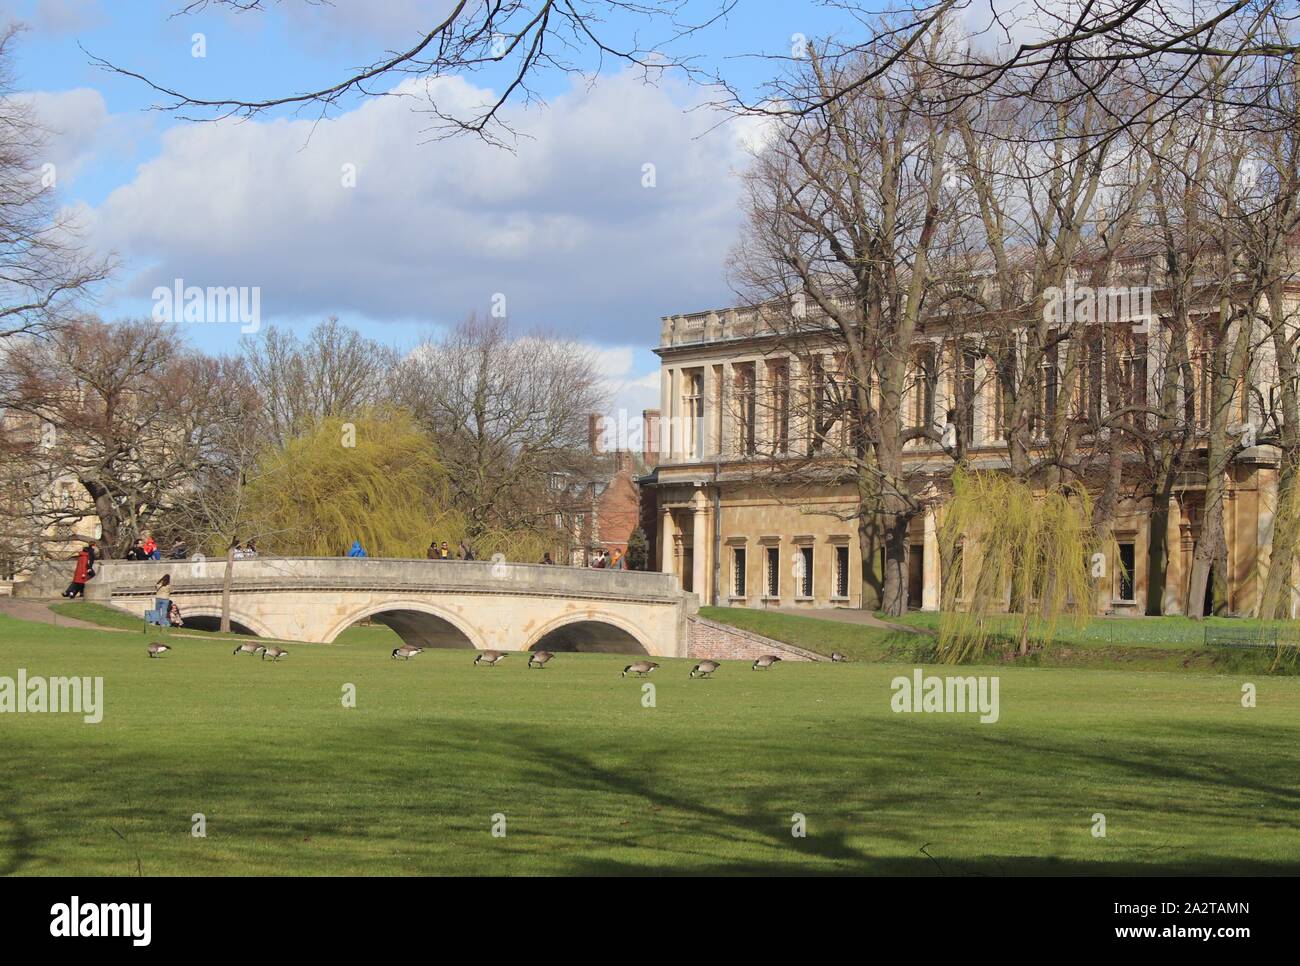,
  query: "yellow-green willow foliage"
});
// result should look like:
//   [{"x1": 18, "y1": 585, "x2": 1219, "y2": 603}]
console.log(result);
[
  {"x1": 246, "y1": 410, "x2": 463, "y2": 558},
  {"x1": 936, "y1": 468, "x2": 1096, "y2": 663}
]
